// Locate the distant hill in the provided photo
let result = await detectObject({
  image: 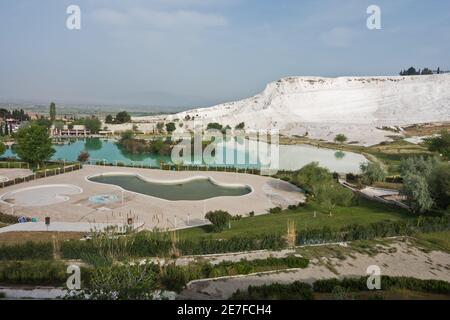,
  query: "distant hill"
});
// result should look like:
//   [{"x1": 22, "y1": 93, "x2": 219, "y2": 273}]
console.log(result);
[{"x1": 166, "y1": 74, "x2": 450, "y2": 146}]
